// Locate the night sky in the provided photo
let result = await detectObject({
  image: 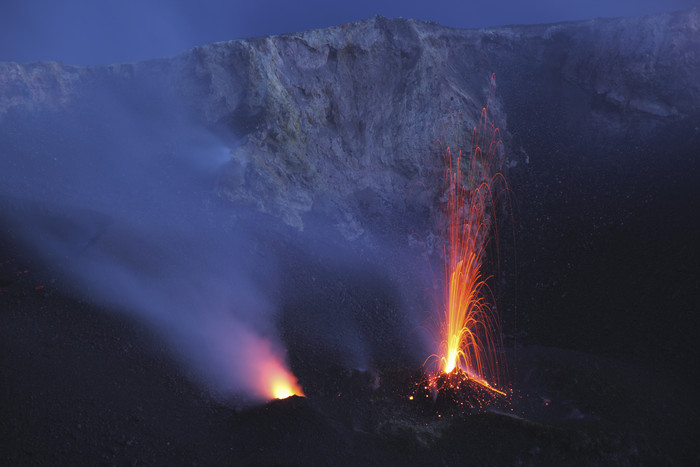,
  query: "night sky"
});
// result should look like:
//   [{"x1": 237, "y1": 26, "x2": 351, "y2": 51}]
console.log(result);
[{"x1": 1, "y1": 0, "x2": 696, "y2": 66}]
